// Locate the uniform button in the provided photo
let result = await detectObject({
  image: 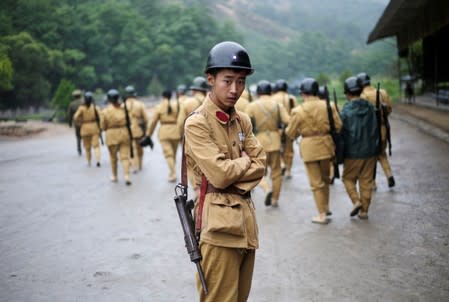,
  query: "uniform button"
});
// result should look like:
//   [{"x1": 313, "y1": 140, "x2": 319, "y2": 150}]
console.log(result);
[{"x1": 233, "y1": 141, "x2": 236, "y2": 146}]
